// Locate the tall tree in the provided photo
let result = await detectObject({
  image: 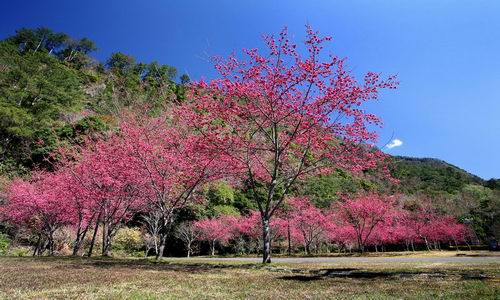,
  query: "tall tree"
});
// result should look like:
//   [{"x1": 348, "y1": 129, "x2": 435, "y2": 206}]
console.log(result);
[
  {"x1": 61, "y1": 132, "x2": 145, "y2": 256},
  {"x1": 117, "y1": 114, "x2": 233, "y2": 259},
  {"x1": 178, "y1": 26, "x2": 397, "y2": 262}
]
